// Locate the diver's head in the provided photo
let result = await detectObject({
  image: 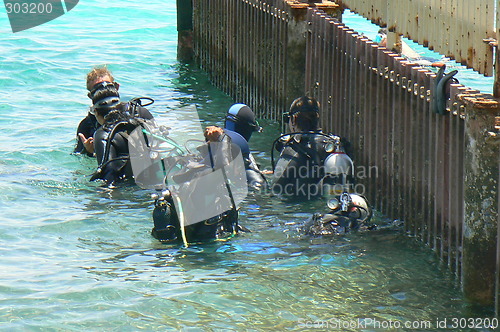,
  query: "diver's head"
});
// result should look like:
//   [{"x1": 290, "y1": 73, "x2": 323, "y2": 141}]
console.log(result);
[
  {"x1": 287, "y1": 96, "x2": 320, "y2": 132},
  {"x1": 90, "y1": 83, "x2": 121, "y2": 124},
  {"x1": 88, "y1": 80, "x2": 120, "y2": 102},
  {"x1": 224, "y1": 104, "x2": 262, "y2": 141},
  {"x1": 86, "y1": 66, "x2": 118, "y2": 93}
]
